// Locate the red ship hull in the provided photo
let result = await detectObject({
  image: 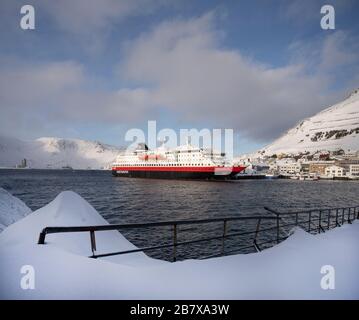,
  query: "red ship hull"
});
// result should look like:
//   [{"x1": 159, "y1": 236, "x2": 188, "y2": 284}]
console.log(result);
[{"x1": 111, "y1": 165, "x2": 246, "y2": 180}]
